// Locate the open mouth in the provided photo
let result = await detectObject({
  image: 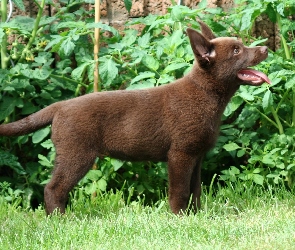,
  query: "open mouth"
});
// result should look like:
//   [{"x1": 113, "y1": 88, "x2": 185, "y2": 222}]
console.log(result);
[{"x1": 237, "y1": 69, "x2": 271, "y2": 85}]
